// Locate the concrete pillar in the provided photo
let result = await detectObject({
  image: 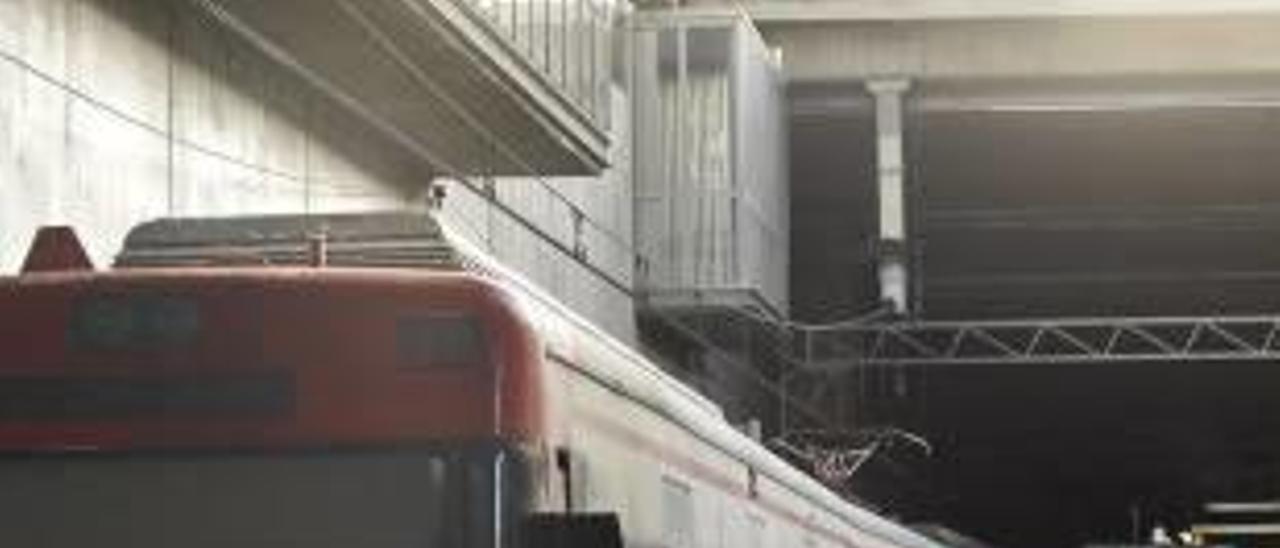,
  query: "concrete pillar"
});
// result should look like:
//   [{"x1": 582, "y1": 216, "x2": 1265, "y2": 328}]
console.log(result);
[{"x1": 867, "y1": 78, "x2": 911, "y2": 315}]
